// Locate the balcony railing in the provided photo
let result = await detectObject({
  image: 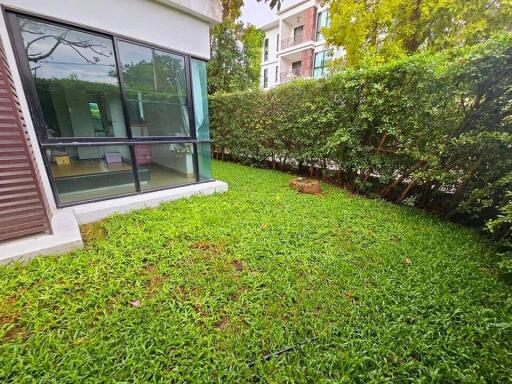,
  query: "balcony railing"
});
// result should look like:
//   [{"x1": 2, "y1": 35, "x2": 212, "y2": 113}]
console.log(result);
[
  {"x1": 280, "y1": 31, "x2": 304, "y2": 50},
  {"x1": 280, "y1": 68, "x2": 303, "y2": 83}
]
